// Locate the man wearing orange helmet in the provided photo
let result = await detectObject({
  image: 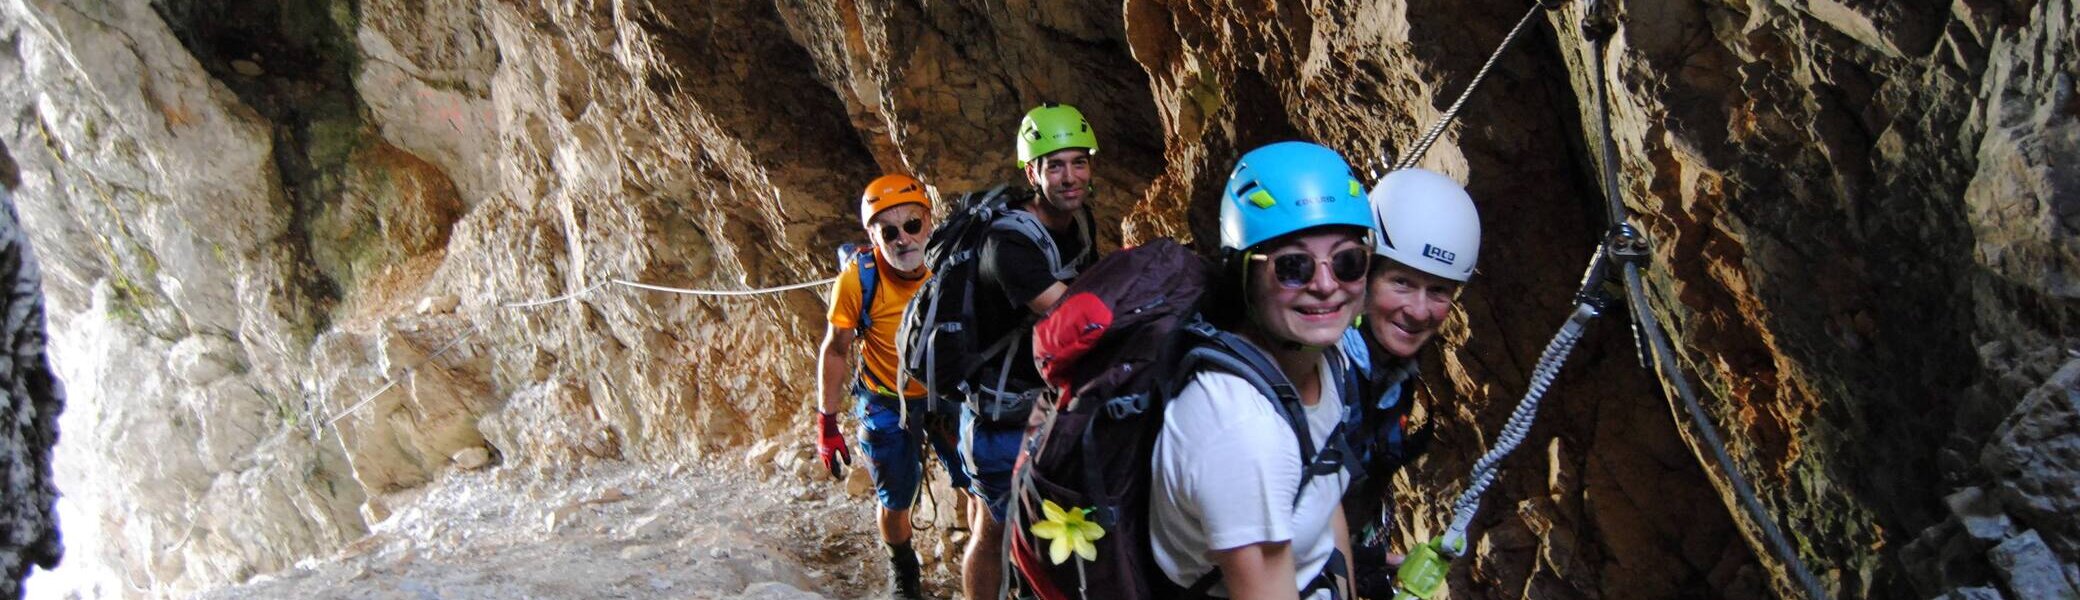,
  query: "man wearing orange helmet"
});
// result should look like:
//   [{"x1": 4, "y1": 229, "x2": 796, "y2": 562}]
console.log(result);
[{"x1": 816, "y1": 174, "x2": 968, "y2": 600}]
